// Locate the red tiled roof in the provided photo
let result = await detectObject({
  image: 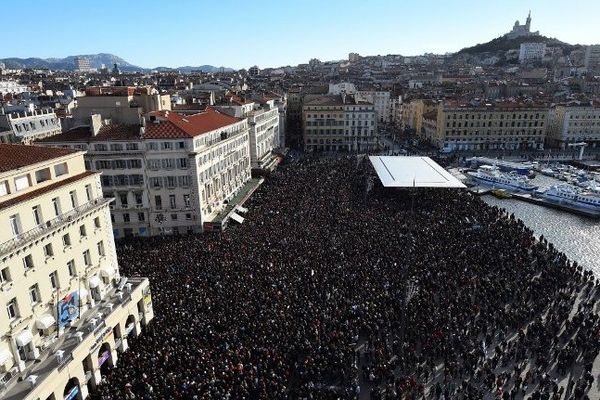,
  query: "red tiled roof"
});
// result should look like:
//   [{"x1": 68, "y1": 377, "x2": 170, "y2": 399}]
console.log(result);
[
  {"x1": 0, "y1": 144, "x2": 79, "y2": 173},
  {"x1": 35, "y1": 124, "x2": 142, "y2": 144},
  {"x1": 144, "y1": 107, "x2": 241, "y2": 139},
  {"x1": 0, "y1": 171, "x2": 98, "y2": 211}
]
